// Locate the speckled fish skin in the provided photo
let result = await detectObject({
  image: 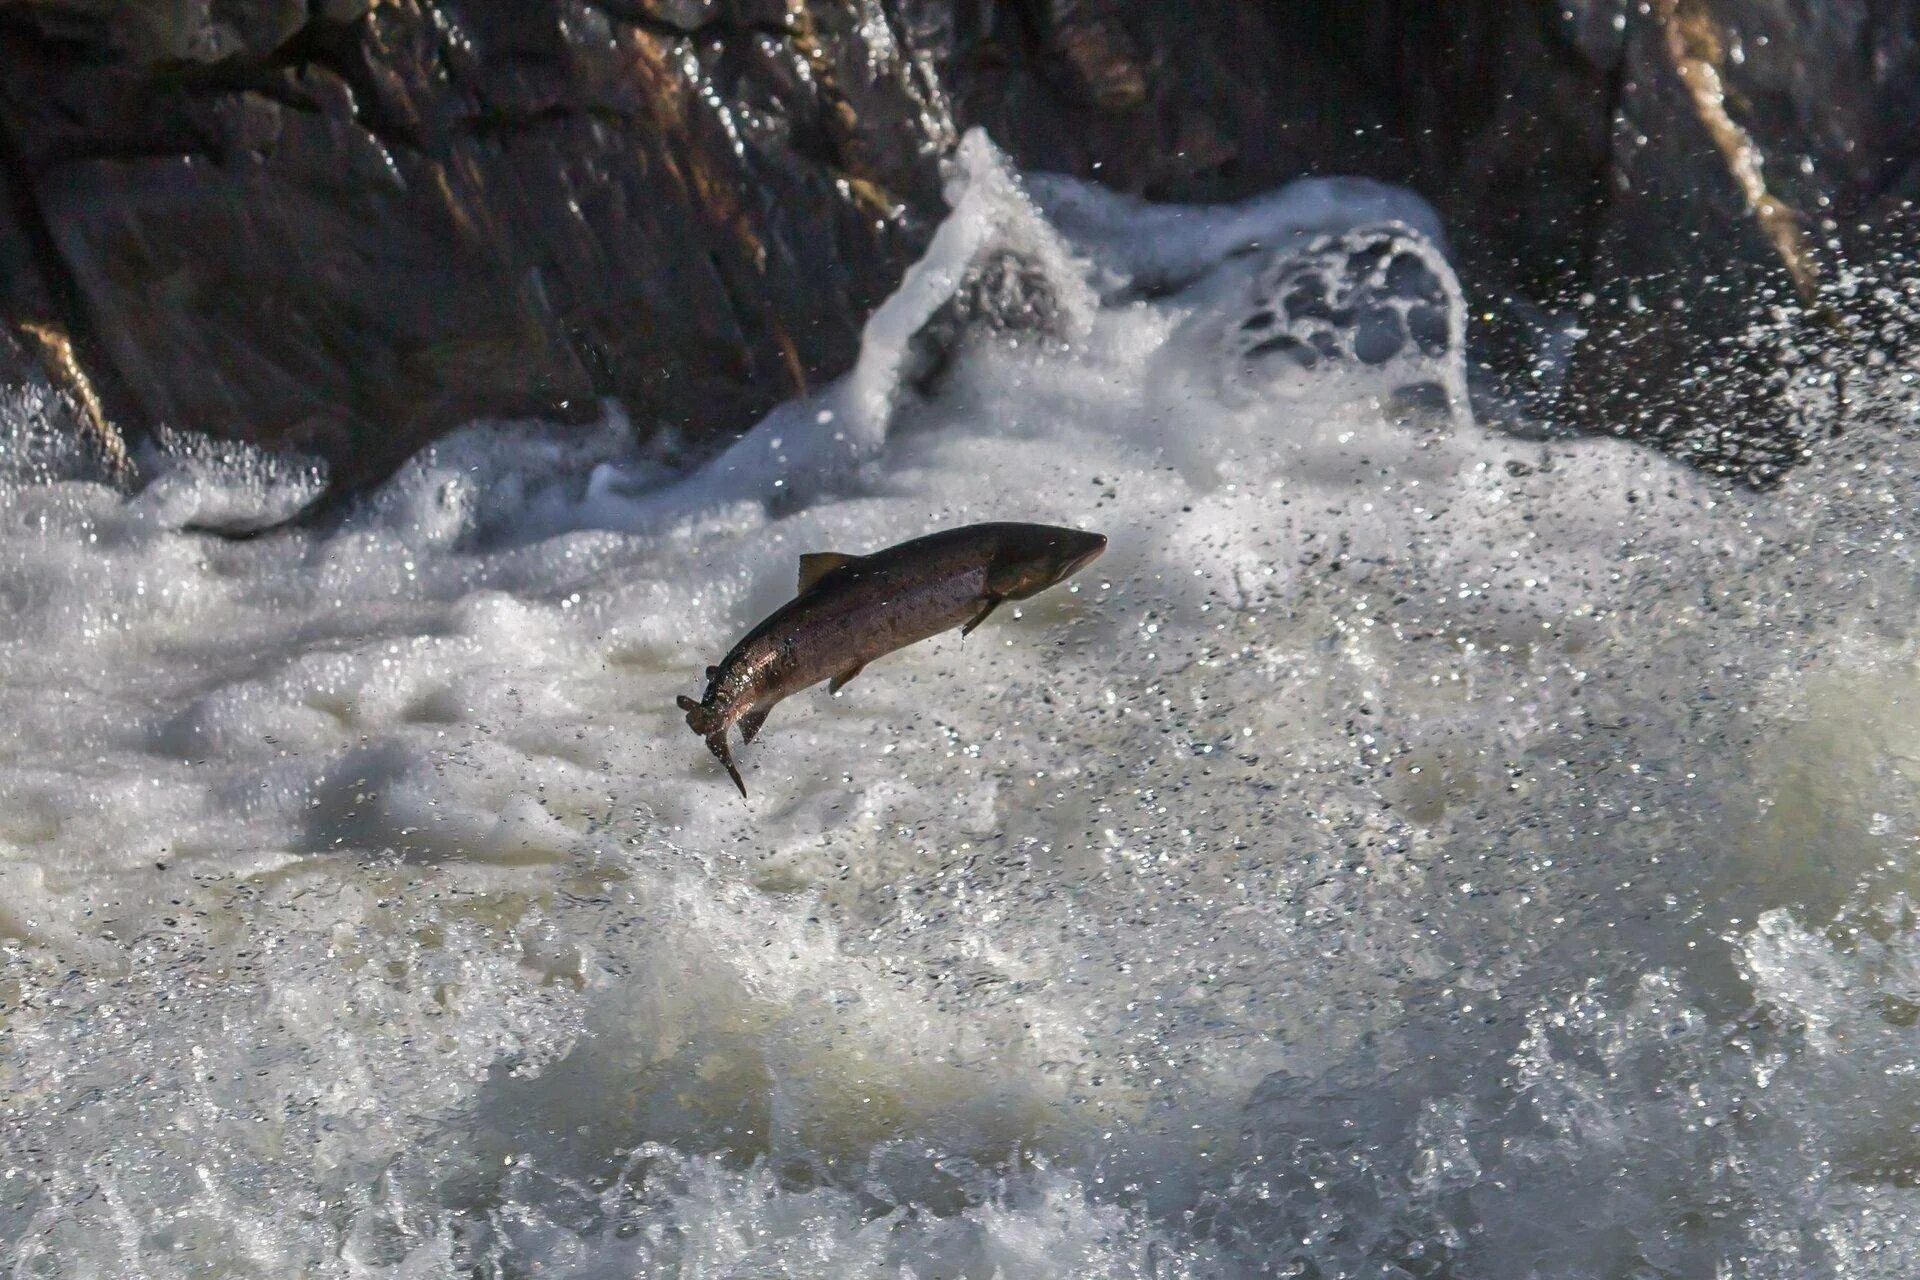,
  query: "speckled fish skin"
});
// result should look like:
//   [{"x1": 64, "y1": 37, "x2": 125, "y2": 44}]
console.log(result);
[{"x1": 679, "y1": 521, "x2": 1107, "y2": 796}]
